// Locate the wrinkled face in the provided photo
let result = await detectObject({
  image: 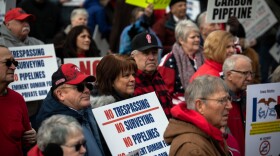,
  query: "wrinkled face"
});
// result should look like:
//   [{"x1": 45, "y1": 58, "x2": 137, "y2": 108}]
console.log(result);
[
  {"x1": 225, "y1": 41, "x2": 236, "y2": 58},
  {"x1": 179, "y1": 31, "x2": 200, "y2": 55},
  {"x1": 6, "y1": 19, "x2": 30, "y2": 40},
  {"x1": 170, "y1": 2, "x2": 187, "y2": 19},
  {"x1": 113, "y1": 70, "x2": 135, "y2": 98},
  {"x1": 201, "y1": 22, "x2": 221, "y2": 40},
  {"x1": 55, "y1": 82, "x2": 92, "y2": 110},
  {"x1": 132, "y1": 48, "x2": 158, "y2": 74},
  {"x1": 227, "y1": 59, "x2": 253, "y2": 91},
  {"x1": 0, "y1": 47, "x2": 17, "y2": 84},
  {"x1": 76, "y1": 29, "x2": 91, "y2": 52},
  {"x1": 61, "y1": 130, "x2": 86, "y2": 156},
  {"x1": 199, "y1": 89, "x2": 232, "y2": 128},
  {"x1": 71, "y1": 14, "x2": 88, "y2": 27}
]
